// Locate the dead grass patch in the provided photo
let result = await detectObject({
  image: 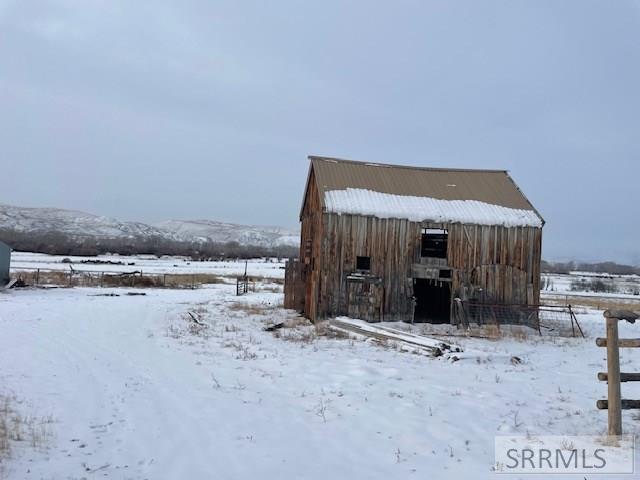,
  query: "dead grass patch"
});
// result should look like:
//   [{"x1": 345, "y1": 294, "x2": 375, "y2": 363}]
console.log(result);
[
  {"x1": 273, "y1": 327, "x2": 317, "y2": 344},
  {"x1": 0, "y1": 393, "x2": 54, "y2": 467},
  {"x1": 228, "y1": 302, "x2": 281, "y2": 316},
  {"x1": 166, "y1": 309, "x2": 212, "y2": 340},
  {"x1": 162, "y1": 274, "x2": 225, "y2": 287},
  {"x1": 272, "y1": 319, "x2": 351, "y2": 344},
  {"x1": 222, "y1": 340, "x2": 259, "y2": 360},
  {"x1": 258, "y1": 284, "x2": 283, "y2": 293},
  {"x1": 420, "y1": 323, "x2": 542, "y2": 342},
  {"x1": 12, "y1": 270, "x2": 225, "y2": 289},
  {"x1": 250, "y1": 276, "x2": 284, "y2": 285},
  {"x1": 543, "y1": 294, "x2": 640, "y2": 312}
]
